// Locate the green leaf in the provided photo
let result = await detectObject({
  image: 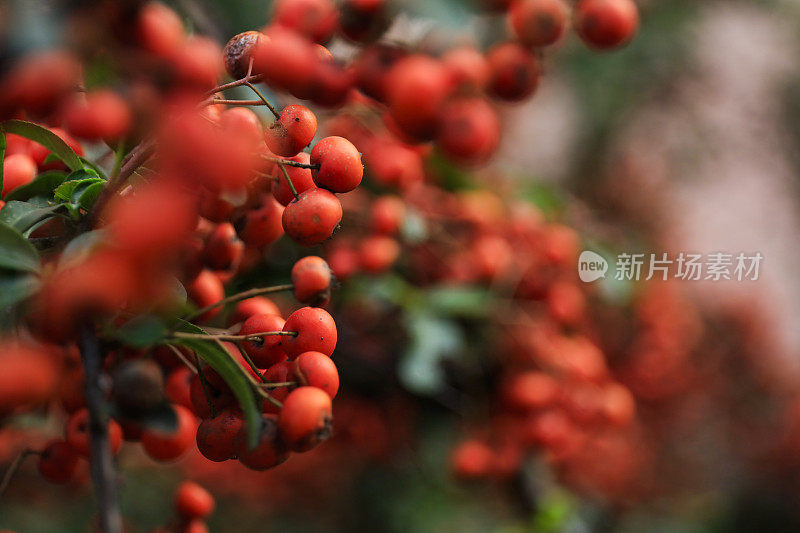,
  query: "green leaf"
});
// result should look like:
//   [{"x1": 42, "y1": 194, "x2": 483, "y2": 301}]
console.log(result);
[
  {"x1": 0, "y1": 120, "x2": 83, "y2": 171},
  {"x1": 0, "y1": 220, "x2": 41, "y2": 272},
  {"x1": 79, "y1": 157, "x2": 107, "y2": 180},
  {"x1": 59, "y1": 229, "x2": 107, "y2": 269},
  {"x1": 426, "y1": 286, "x2": 490, "y2": 318},
  {"x1": 4, "y1": 170, "x2": 68, "y2": 202},
  {"x1": 0, "y1": 274, "x2": 40, "y2": 309},
  {"x1": 0, "y1": 201, "x2": 60, "y2": 234},
  {"x1": 167, "y1": 322, "x2": 261, "y2": 448},
  {"x1": 399, "y1": 313, "x2": 464, "y2": 395},
  {"x1": 53, "y1": 169, "x2": 102, "y2": 204},
  {"x1": 116, "y1": 316, "x2": 168, "y2": 348}
]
